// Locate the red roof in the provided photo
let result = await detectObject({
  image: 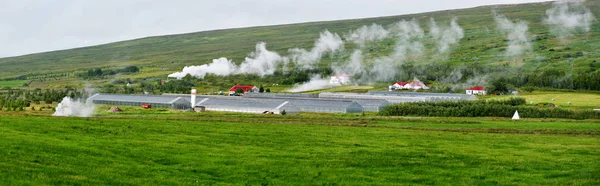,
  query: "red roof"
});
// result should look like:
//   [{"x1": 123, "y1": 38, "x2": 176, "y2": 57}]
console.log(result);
[
  {"x1": 229, "y1": 85, "x2": 256, "y2": 92},
  {"x1": 394, "y1": 82, "x2": 409, "y2": 86},
  {"x1": 468, "y1": 86, "x2": 485, "y2": 90},
  {"x1": 410, "y1": 81, "x2": 427, "y2": 87}
]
